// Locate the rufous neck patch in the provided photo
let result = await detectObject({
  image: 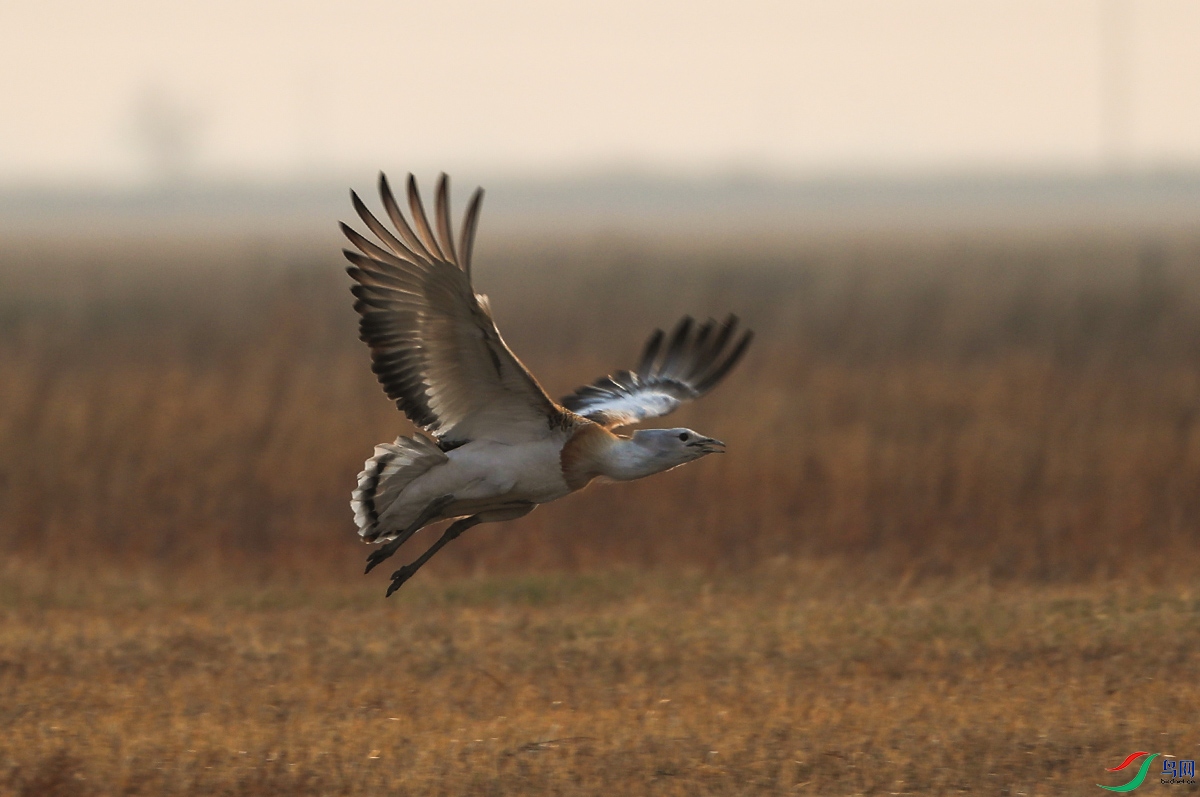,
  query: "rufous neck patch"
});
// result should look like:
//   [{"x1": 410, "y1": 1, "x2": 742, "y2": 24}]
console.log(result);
[{"x1": 559, "y1": 423, "x2": 619, "y2": 491}]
